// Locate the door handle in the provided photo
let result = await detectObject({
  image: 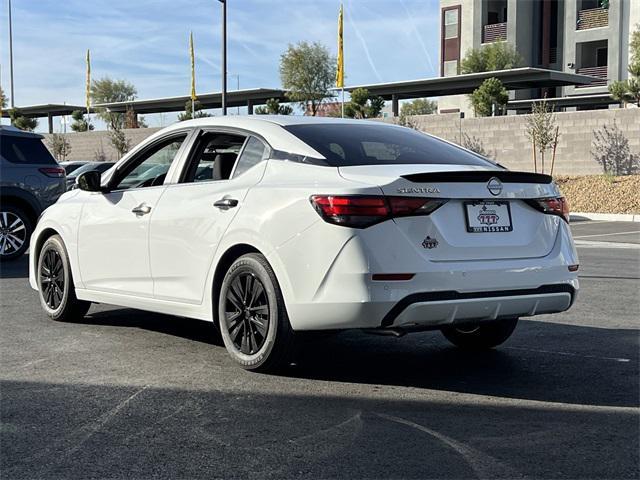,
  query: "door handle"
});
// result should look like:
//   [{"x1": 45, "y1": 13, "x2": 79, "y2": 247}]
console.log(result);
[
  {"x1": 132, "y1": 204, "x2": 152, "y2": 215},
  {"x1": 213, "y1": 198, "x2": 239, "y2": 209}
]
